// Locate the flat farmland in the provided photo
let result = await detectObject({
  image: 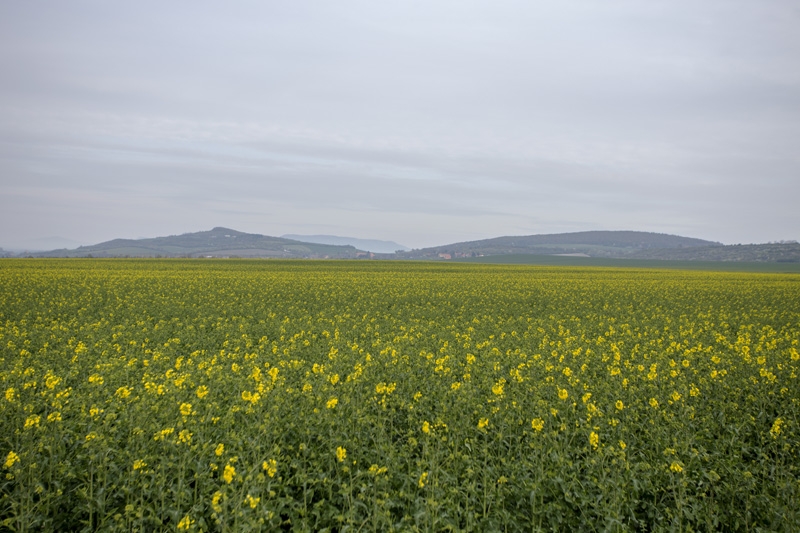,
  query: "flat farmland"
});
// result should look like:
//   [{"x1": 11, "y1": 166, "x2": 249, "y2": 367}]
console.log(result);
[{"x1": 1, "y1": 260, "x2": 798, "y2": 531}]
